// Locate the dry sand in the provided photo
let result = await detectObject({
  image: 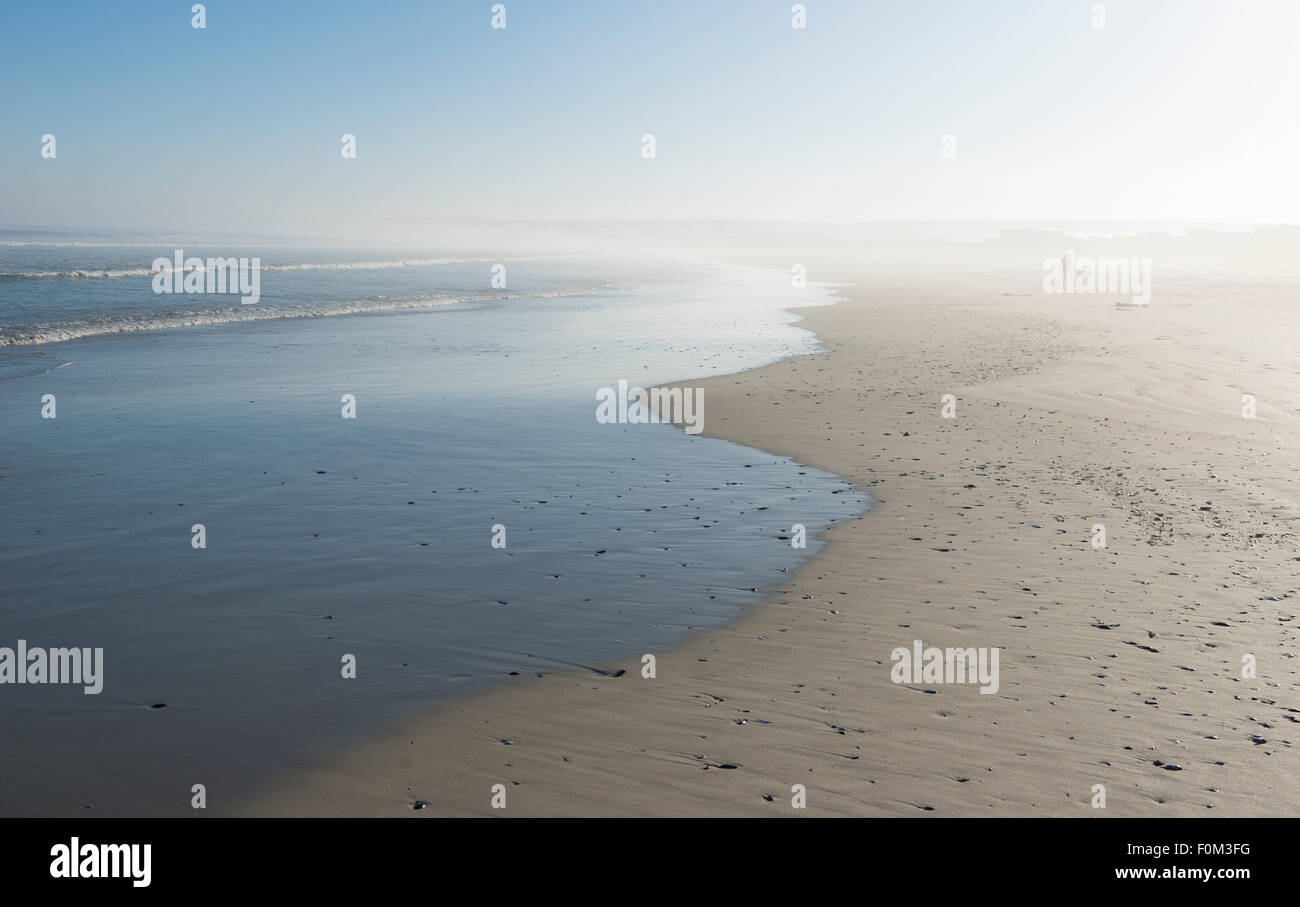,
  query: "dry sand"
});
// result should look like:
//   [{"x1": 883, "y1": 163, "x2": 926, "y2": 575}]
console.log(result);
[{"x1": 242, "y1": 262, "x2": 1300, "y2": 817}]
